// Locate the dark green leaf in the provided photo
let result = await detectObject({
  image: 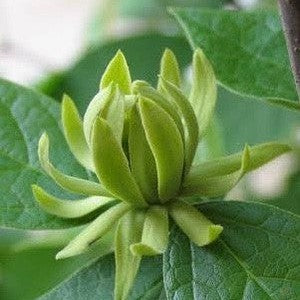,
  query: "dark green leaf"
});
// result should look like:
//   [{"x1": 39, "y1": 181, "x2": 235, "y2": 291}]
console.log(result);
[
  {"x1": 0, "y1": 78, "x2": 95, "y2": 230},
  {"x1": 164, "y1": 201, "x2": 300, "y2": 299},
  {"x1": 0, "y1": 229, "x2": 113, "y2": 300},
  {"x1": 38, "y1": 254, "x2": 163, "y2": 300},
  {"x1": 171, "y1": 8, "x2": 299, "y2": 105}
]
